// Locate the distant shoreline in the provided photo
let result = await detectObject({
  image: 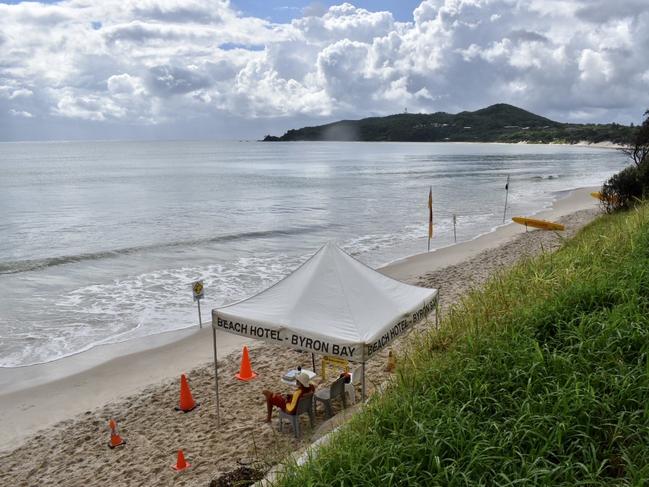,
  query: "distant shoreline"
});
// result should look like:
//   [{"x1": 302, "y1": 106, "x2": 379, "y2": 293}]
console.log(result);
[{"x1": 260, "y1": 139, "x2": 625, "y2": 149}]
